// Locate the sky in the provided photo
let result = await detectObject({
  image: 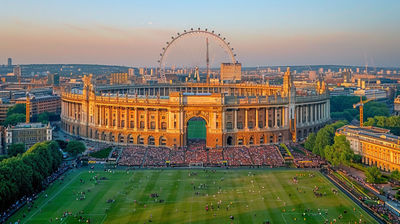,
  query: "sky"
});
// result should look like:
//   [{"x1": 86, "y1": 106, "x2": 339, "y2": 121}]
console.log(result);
[{"x1": 0, "y1": 0, "x2": 399, "y2": 67}]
